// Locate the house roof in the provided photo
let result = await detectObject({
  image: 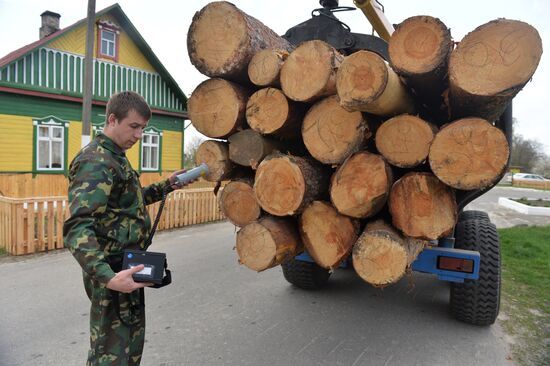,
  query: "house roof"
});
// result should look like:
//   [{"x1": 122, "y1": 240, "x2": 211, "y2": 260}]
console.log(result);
[{"x1": 0, "y1": 3, "x2": 187, "y2": 109}]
